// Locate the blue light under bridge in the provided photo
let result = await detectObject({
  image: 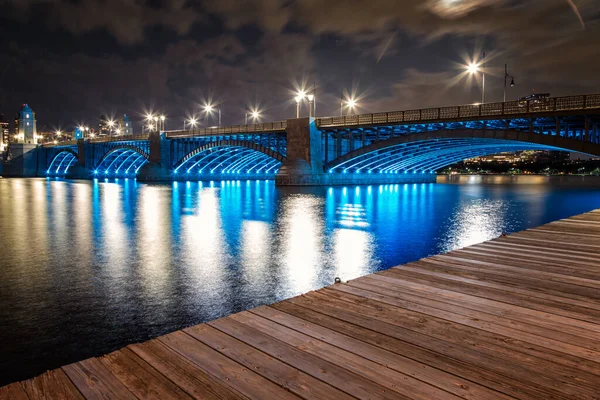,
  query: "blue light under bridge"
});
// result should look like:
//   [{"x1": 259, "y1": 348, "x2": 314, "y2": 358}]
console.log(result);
[
  {"x1": 326, "y1": 137, "x2": 585, "y2": 174},
  {"x1": 173, "y1": 144, "x2": 284, "y2": 179},
  {"x1": 93, "y1": 146, "x2": 149, "y2": 177},
  {"x1": 46, "y1": 150, "x2": 78, "y2": 177}
]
